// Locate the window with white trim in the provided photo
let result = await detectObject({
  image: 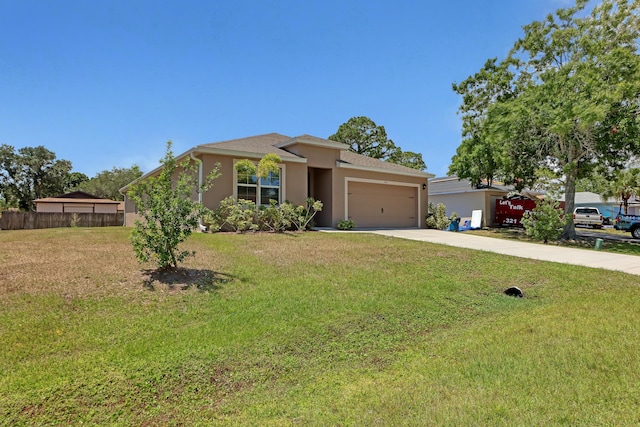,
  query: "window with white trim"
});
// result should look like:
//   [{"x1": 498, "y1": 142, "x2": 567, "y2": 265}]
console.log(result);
[{"x1": 236, "y1": 166, "x2": 281, "y2": 205}]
